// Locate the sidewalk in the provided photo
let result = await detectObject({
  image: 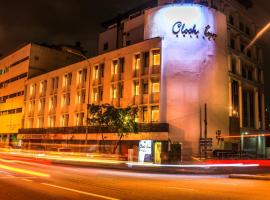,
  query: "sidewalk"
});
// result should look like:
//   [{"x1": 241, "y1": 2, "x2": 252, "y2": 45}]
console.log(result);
[{"x1": 229, "y1": 174, "x2": 270, "y2": 180}]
